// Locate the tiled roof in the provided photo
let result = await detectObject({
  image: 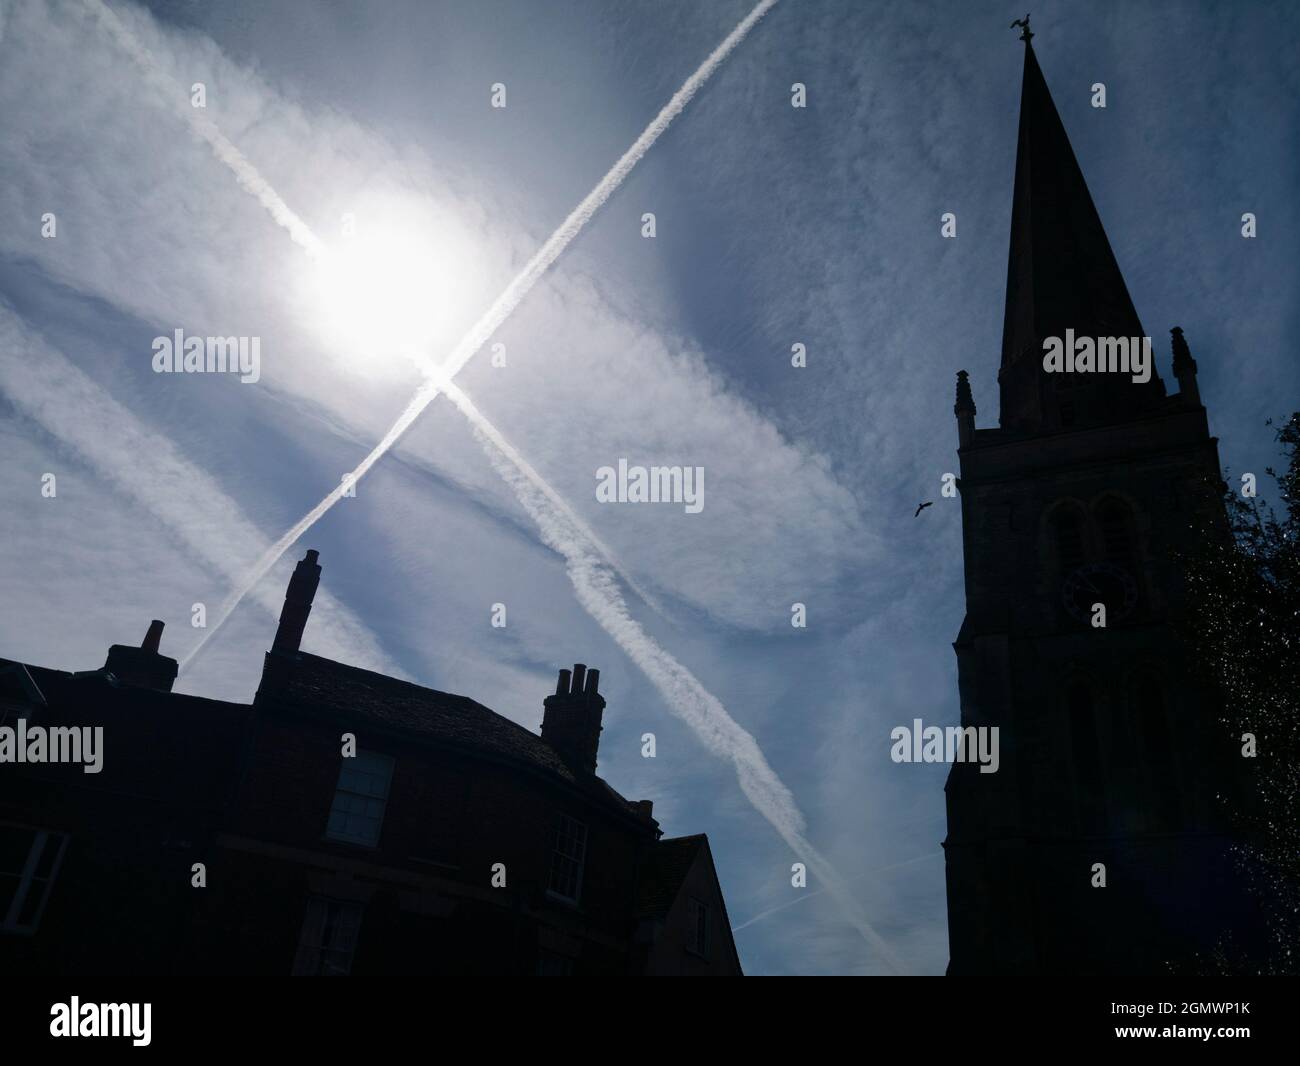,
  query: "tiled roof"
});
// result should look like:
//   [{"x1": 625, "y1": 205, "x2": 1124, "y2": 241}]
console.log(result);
[
  {"x1": 0, "y1": 661, "x2": 47, "y2": 708},
  {"x1": 636, "y1": 834, "x2": 706, "y2": 918},
  {"x1": 4, "y1": 661, "x2": 252, "y2": 805},
  {"x1": 257, "y1": 651, "x2": 645, "y2": 819}
]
